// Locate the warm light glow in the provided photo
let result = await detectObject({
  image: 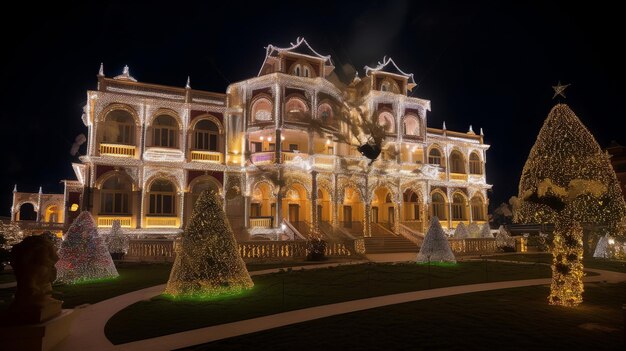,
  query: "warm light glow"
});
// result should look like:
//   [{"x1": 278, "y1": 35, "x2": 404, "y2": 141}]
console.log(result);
[
  {"x1": 260, "y1": 136, "x2": 264, "y2": 141},
  {"x1": 326, "y1": 139, "x2": 331, "y2": 145},
  {"x1": 281, "y1": 223, "x2": 286, "y2": 230},
  {"x1": 608, "y1": 237, "x2": 615, "y2": 245},
  {"x1": 281, "y1": 136, "x2": 285, "y2": 141},
  {"x1": 70, "y1": 203, "x2": 79, "y2": 212},
  {"x1": 268, "y1": 136, "x2": 272, "y2": 142}
]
